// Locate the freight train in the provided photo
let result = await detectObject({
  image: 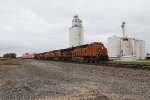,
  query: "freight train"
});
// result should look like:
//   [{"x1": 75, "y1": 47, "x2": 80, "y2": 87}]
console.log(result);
[{"x1": 34, "y1": 42, "x2": 109, "y2": 62}]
